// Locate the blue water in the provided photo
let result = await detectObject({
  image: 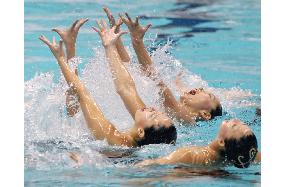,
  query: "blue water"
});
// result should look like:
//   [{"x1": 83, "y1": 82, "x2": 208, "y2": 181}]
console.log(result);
[{"x1": 25, "y1": 0, "x2": 260, "y2": 186}]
